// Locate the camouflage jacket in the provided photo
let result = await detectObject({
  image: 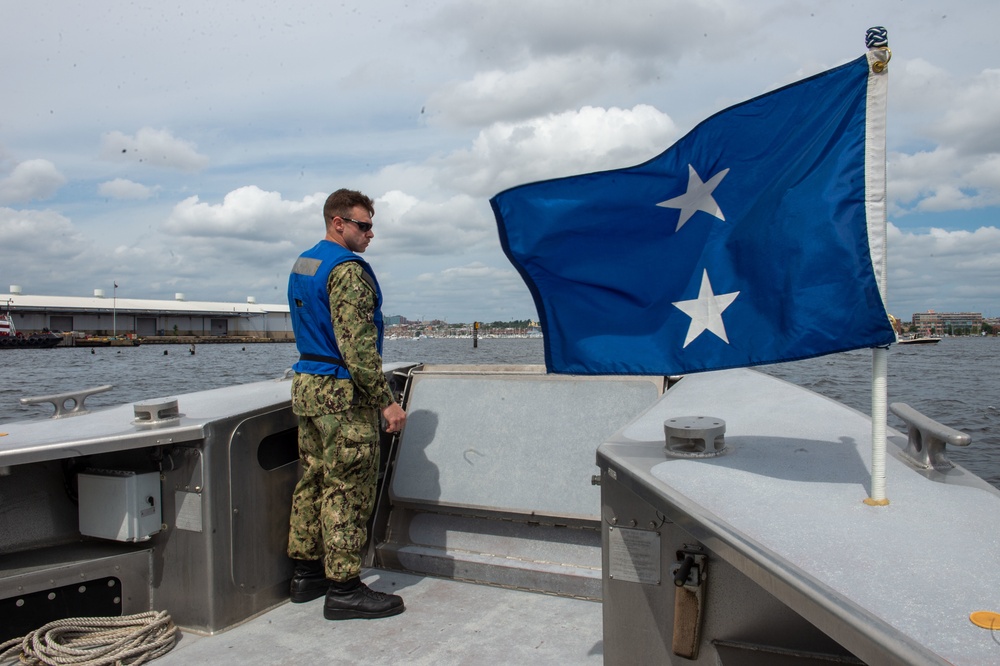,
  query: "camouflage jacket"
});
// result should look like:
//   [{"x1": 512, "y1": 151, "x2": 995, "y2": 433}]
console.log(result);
[{"x1": 292, "y1": 261, "x2": 394, "y2": 416}]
